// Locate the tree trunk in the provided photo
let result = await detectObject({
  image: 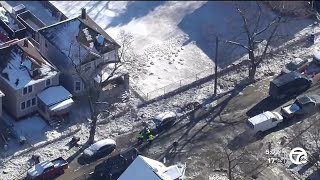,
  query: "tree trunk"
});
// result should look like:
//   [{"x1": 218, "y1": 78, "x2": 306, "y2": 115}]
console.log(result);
[
  {"x1": 88, "y1": 113, "x2": 98, "y2": 144},
  {"x1": 248, "y1": 51, "x2": 256, "y2": 81},
  {"x1": 228, "y1": 159, "x2": 232, "y2": 180},
  {"x1": 249, "y1": 63, "x2": 257, "y2": 80}
]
